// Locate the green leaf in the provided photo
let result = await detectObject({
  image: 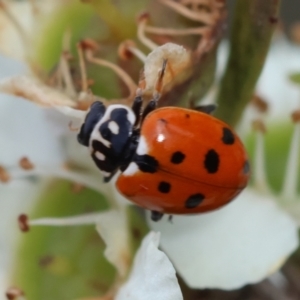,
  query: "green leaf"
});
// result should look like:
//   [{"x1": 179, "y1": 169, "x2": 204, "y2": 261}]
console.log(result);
[
  {"x1": 33, "y1": 1, "x2": 98, "y2": 71},
  {"x1": 83, "y1": 0, "x2": 141, "y2": 41},
  {"x1": 245, "y1": 122, "x2": 300, "y2": 193},
  {"x1": 12, "y1": 180, "x2": 114, "y2": 300},
  {"x1": 12, "y1": 180, "x2": 150, "y2": 300},
  {"x1": 290, "y1": 73, "x2": 300, "y2": 85},
  {"x1": 127, "y1": 206, "x2": 149, "y2": 254}
]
